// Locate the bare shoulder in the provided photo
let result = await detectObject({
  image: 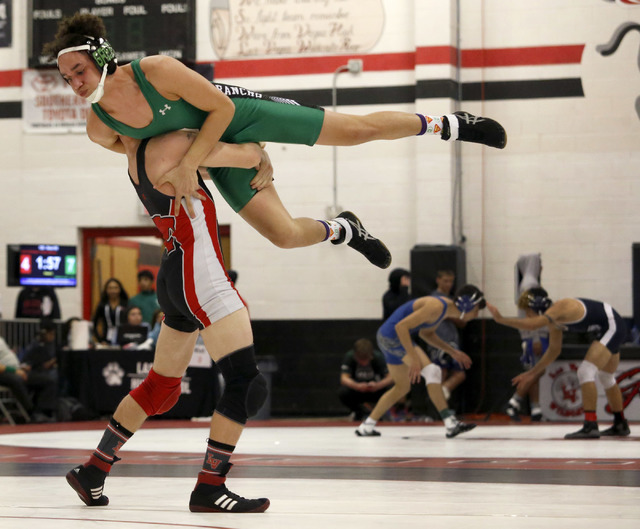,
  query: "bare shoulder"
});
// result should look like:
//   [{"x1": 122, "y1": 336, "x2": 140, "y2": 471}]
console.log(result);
[
  {"x1": 86, "y1": 110, "x2": 116, "y2": 145},
  {"x1": 547, "y1": 298, "x2": 580, "y2": 322},
  {"x1": 415, "y1": 296, "x2": 443, "y2": 316},
  {"x1": 139, "y1": 55, "x2": 189, "y2": 80}
]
